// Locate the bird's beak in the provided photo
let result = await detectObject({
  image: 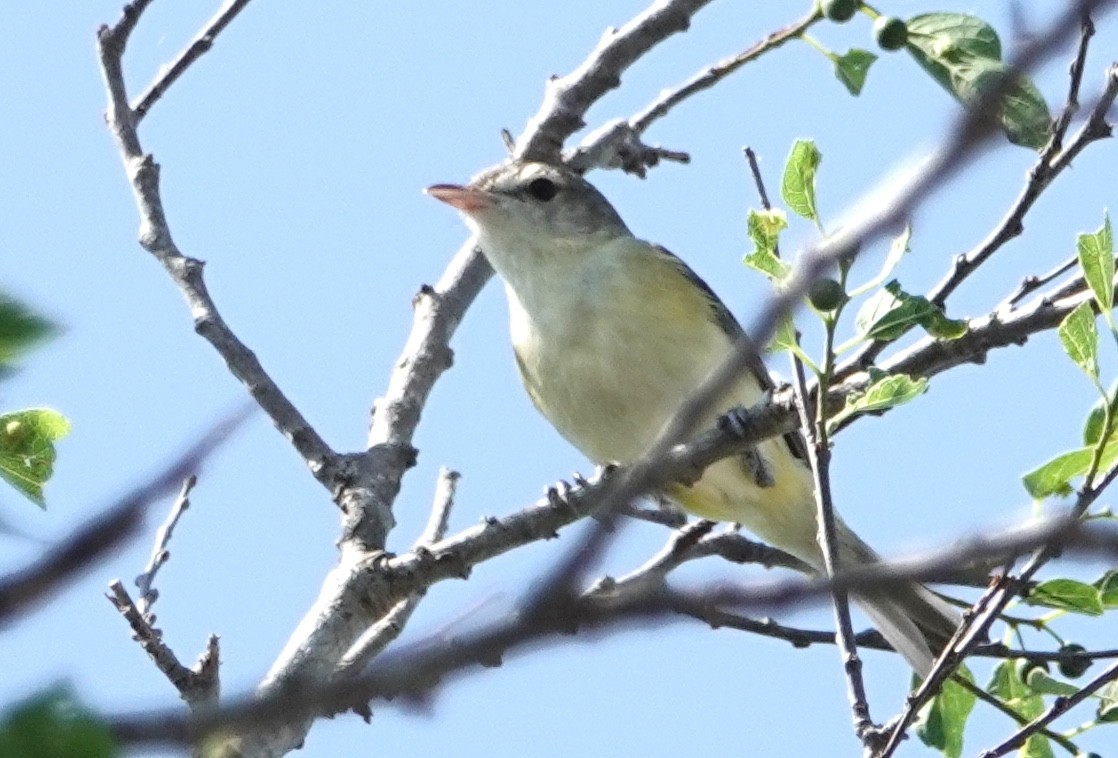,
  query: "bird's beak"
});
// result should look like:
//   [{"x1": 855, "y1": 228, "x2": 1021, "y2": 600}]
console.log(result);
[{"x1": 425, "y1": 184, "x2": 493, "y2": 214}]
